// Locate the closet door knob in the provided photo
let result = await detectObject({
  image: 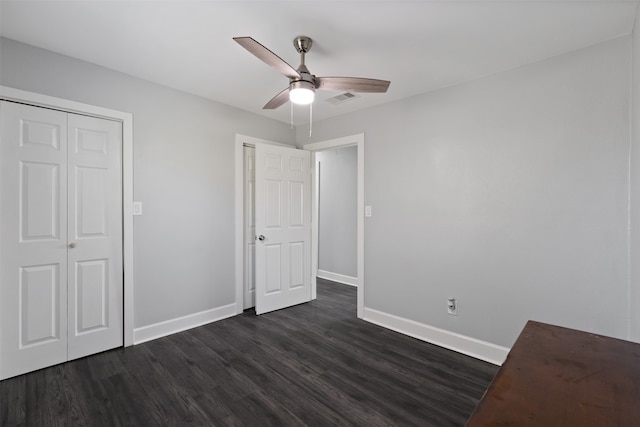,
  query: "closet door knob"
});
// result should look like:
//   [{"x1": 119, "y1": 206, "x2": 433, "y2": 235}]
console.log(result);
[
  {"x1": 68, "y1": 242, "x2": 76, "y2": 249},
  {"x1": 257, "y1": 235, "x2": 266, "y2": 241}
]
